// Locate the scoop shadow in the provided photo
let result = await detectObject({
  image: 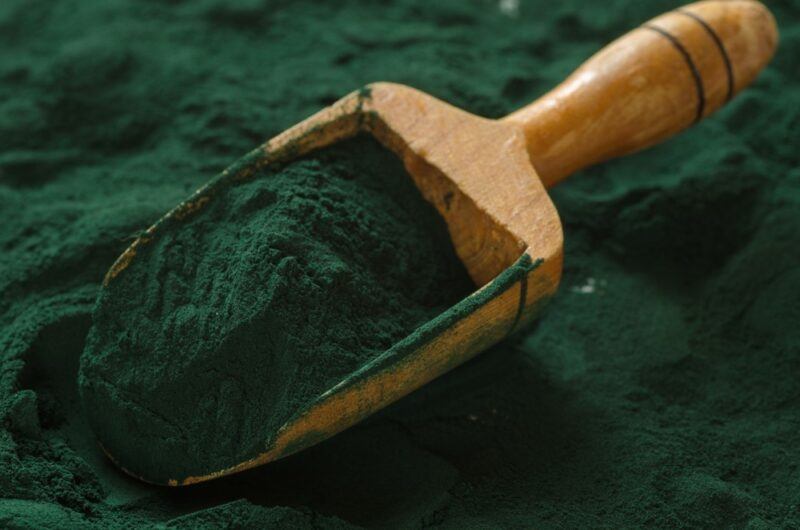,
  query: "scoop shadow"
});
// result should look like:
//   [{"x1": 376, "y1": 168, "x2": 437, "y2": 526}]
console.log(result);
[{"x1": 172, "y1": 337, "x2": 611, "y2": 526}]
